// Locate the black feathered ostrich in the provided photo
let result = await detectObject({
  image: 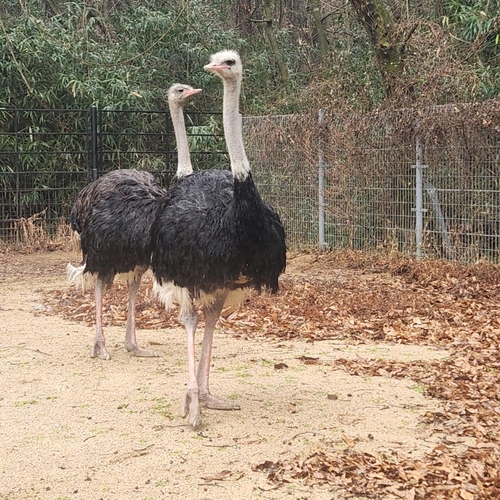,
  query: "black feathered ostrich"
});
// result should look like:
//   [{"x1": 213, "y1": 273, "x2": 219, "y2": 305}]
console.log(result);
[
  {"x1": 67, "y1": 84, "x2": 202, "y2": 360},
  {"x1": 152, "y1": 50, "x2": 286, "y2": 428}
]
